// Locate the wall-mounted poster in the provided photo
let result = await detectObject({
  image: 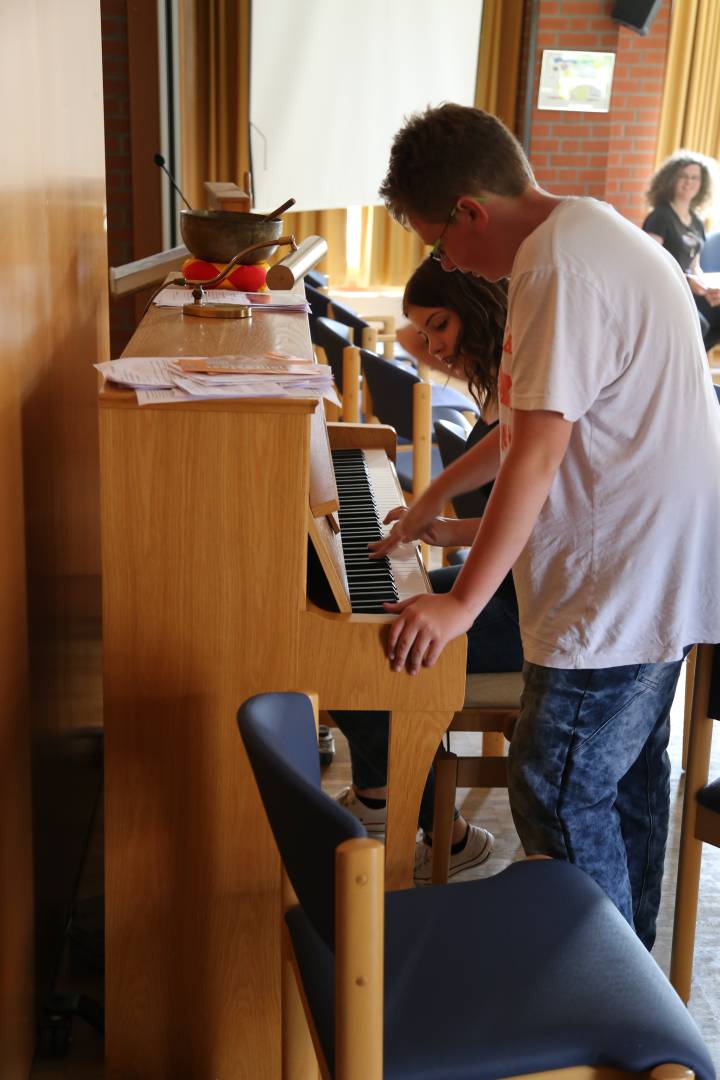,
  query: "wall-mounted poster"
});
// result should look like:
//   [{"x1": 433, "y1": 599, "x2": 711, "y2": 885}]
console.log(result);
[{"x1": 537, "y1": 50, "x2": 616, "y2": 112}]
